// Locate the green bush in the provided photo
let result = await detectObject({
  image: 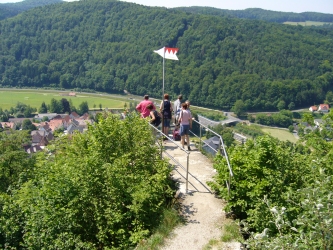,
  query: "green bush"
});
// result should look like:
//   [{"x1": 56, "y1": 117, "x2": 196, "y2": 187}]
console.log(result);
[
  {"x1": 233, "y1": 123, "x2": 265, "y2": 138},
  {"x1": 209, "y1": 136, "x2": 308, "y2": 232},
  {"x1": 0, "y1": 113, "x2": 175, "y2": 249}
]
